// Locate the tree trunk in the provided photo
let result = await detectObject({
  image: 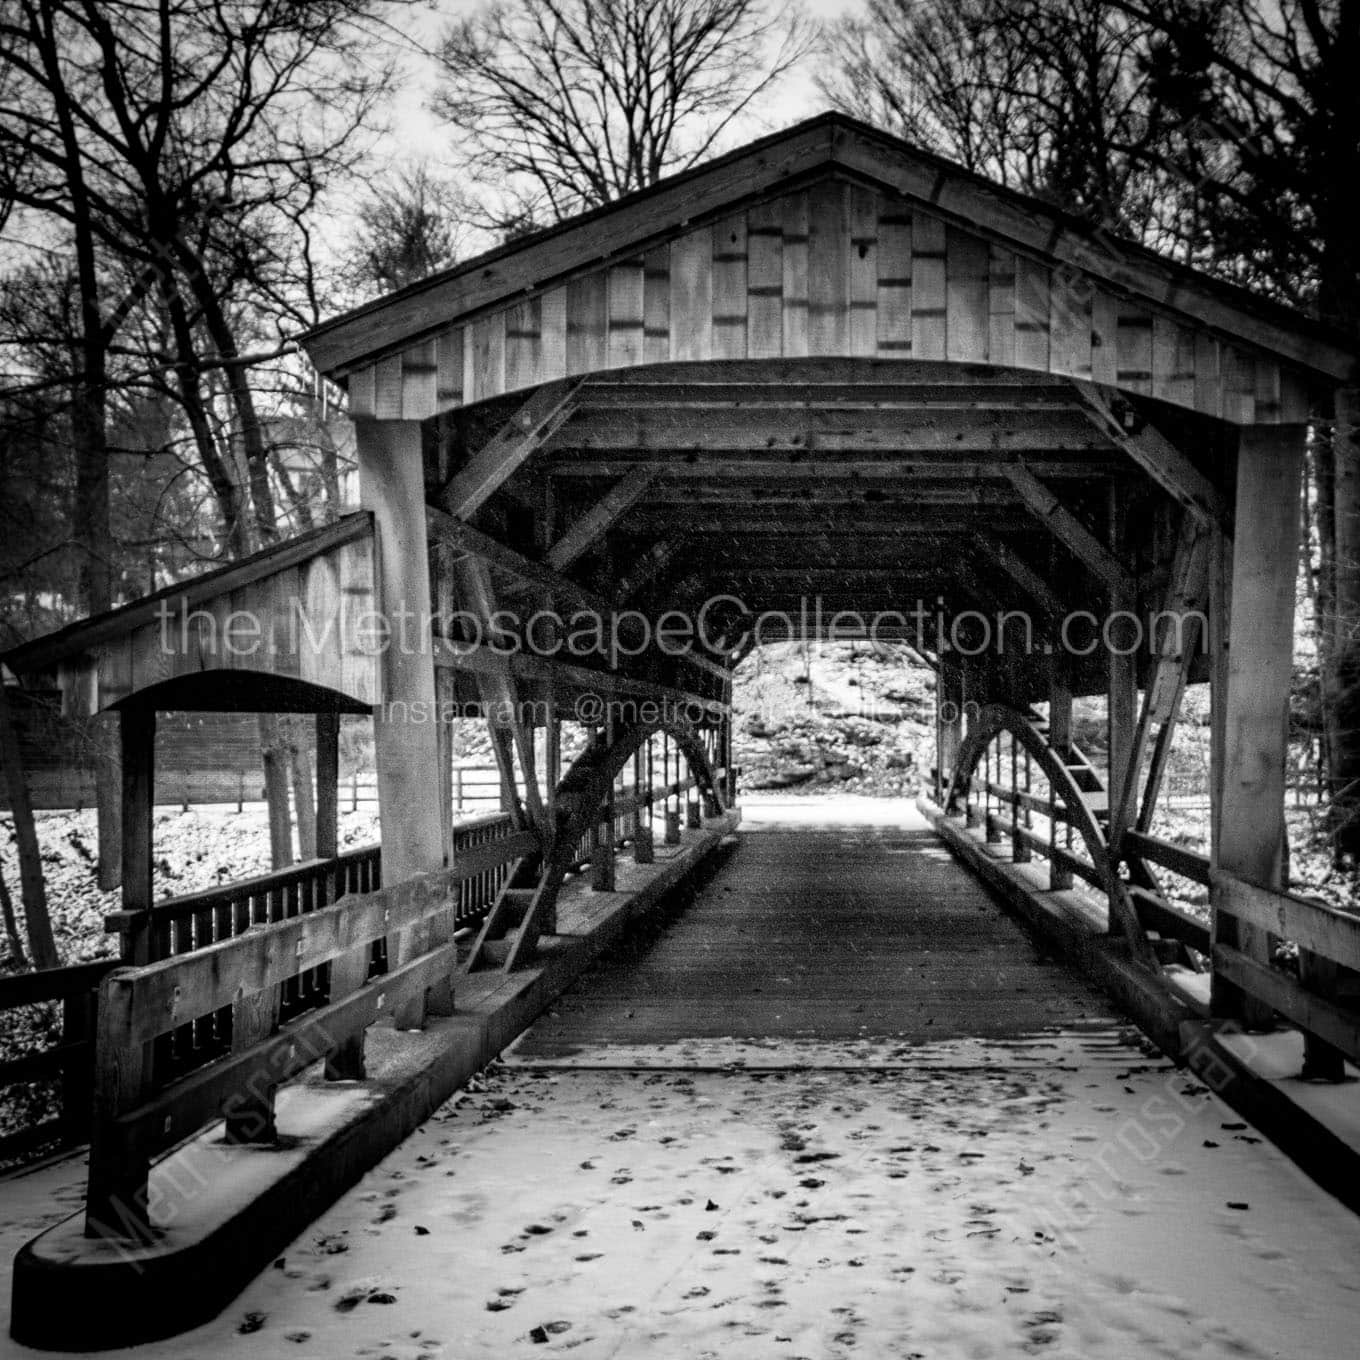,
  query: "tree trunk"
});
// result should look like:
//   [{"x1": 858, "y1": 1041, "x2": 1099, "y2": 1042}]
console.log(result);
[
  {"x1": 259, "y1": 713, "x2": 294, "y2": 869},
  {"x1": 0, "y1": 861, "x2": 29, "y2": 969},
  {"x1": 0, "y1": 685, "x2": 60, "y2": 969},
  {"x1": 287, "y1": 716, "x2": 317, "y2": 860}
]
